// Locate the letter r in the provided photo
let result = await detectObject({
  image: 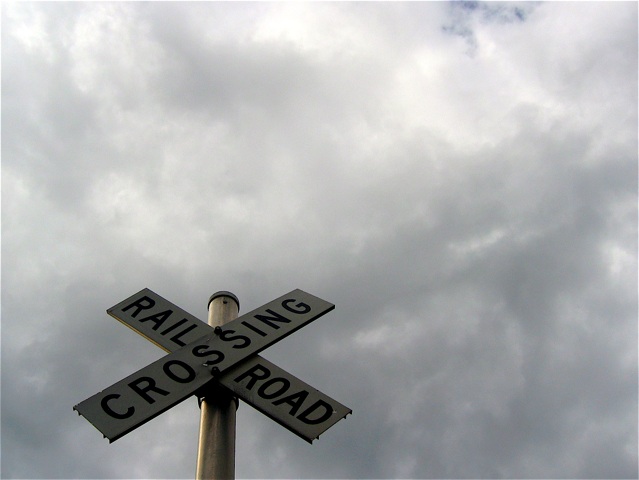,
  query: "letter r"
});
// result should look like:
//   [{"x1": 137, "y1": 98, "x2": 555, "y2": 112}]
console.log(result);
[
  {"x1": 122, "y1": 296, "x2": 155, "y2": 318},
  {"x1": 233, "y1": 364, "x2": 271, "y2": 390}
]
